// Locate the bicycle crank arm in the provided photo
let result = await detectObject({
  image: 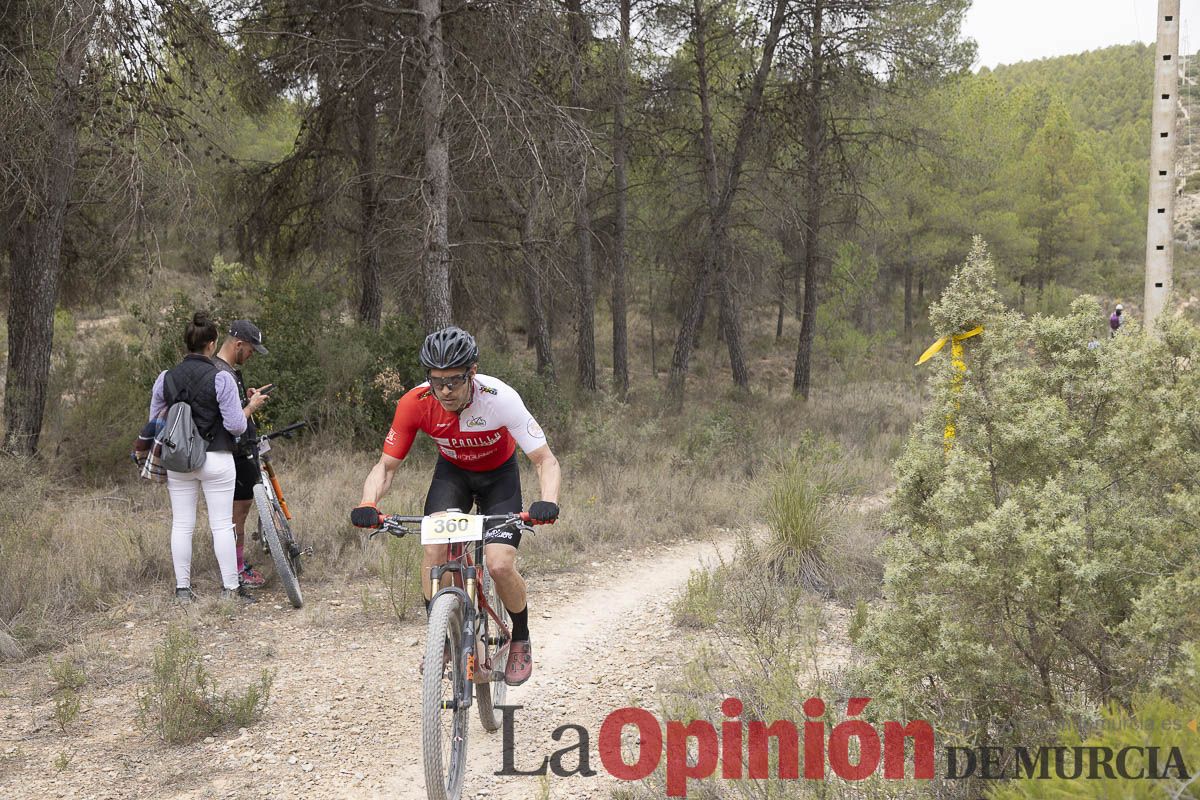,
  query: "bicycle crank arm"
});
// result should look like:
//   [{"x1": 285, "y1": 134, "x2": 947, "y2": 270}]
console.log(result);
[{"x1": 471, "y1": 643, "x2": 510, "y2": 684}]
